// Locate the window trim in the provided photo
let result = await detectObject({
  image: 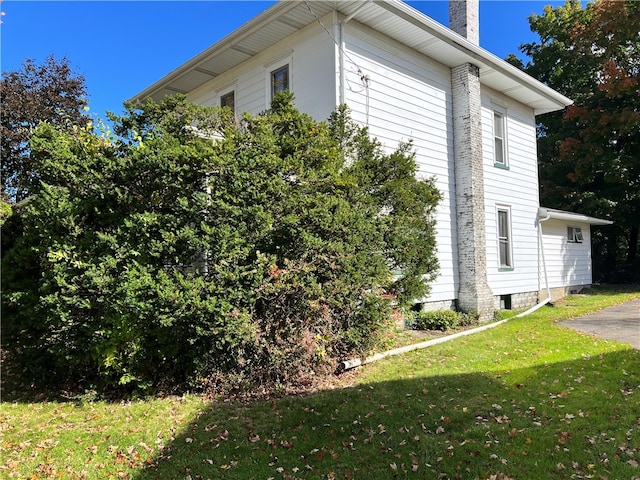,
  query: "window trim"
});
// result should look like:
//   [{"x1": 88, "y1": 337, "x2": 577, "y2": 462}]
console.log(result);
[
  {"x1": 497, "y1": 206, "x2": 514, "y2": 270},
  {"x1": 492, "y1": 107, "x2": 509, "y2": 169},
  {"x1": 567, "y1": 226, "x2": 584, "y2": 243}
]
